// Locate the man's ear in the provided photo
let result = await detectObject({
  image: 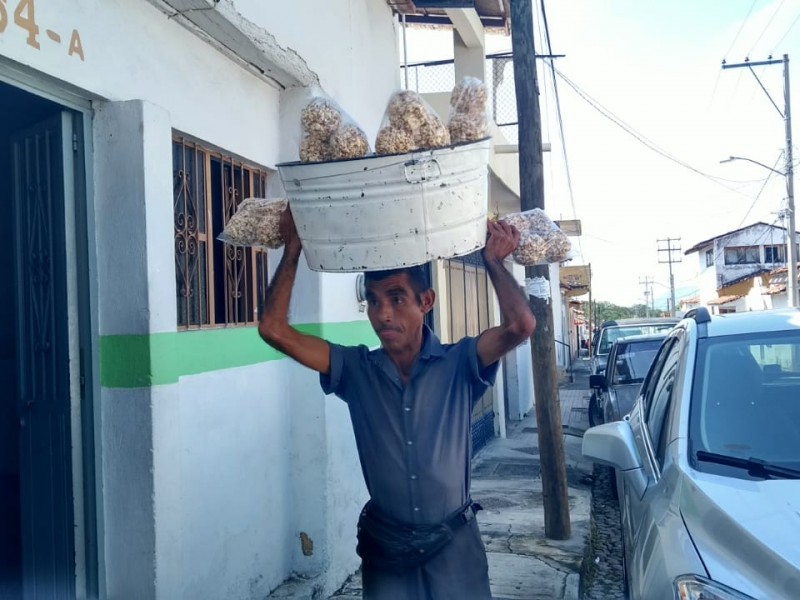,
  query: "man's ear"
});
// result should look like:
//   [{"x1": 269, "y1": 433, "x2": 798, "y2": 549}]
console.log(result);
[{"x1": 420, "y1": 289, "x2": 436, "y2": 314}]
